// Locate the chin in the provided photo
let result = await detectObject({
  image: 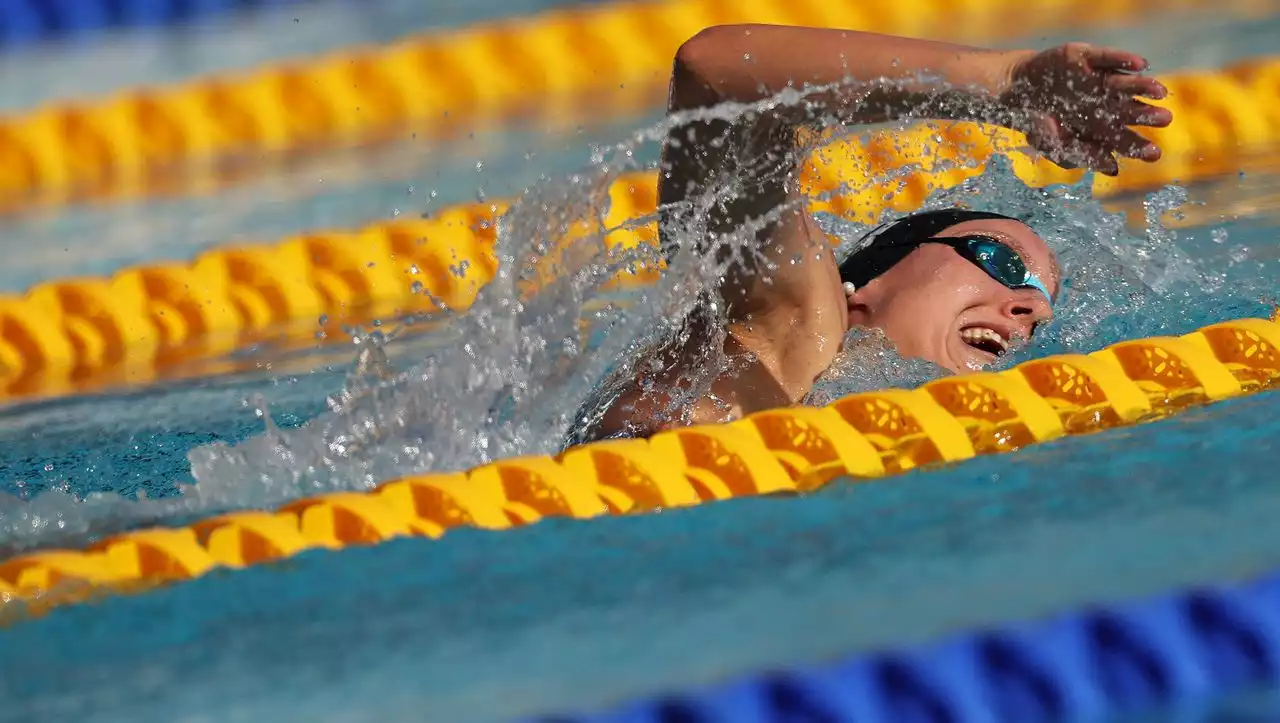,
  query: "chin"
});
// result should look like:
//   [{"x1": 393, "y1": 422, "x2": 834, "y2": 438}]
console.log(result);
[{"x1": 947, "y1": 343, "x2": 996, "y2": 373}]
